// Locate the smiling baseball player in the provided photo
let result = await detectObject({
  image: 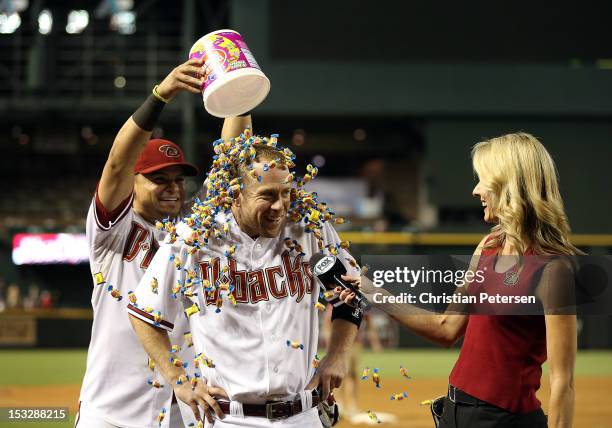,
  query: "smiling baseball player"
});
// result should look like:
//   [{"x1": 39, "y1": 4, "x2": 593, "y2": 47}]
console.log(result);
[
  {"x1": 128, "y1": 132, "x2": 361, "y2": 427},
  {"x1": 77, "y1": 56, "x2": 251, "y2": 428}
]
